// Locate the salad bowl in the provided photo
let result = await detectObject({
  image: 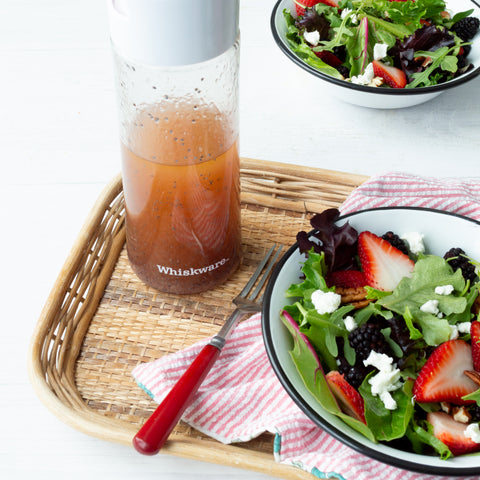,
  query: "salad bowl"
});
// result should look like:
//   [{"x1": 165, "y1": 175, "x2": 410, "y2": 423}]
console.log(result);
[
  {"x1": 262, "y1": 207, "x2": 480, "y2": 475},
  {"x1": 271, "y1": 0, "x2": 480, "y2": 109}
]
